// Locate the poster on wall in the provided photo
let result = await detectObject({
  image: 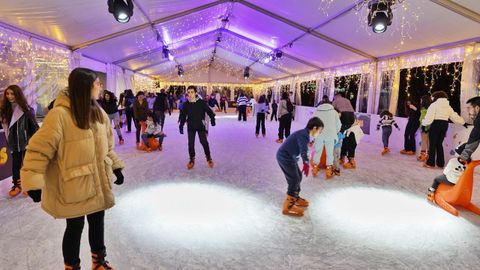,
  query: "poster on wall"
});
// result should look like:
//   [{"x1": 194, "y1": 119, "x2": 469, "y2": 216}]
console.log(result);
[
  {"x1": 355, "y1": 113, "x2": 371, "y2": 135},
  {"x1": 0, "y1": 132, "x2": 12, "y2": 181}
]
